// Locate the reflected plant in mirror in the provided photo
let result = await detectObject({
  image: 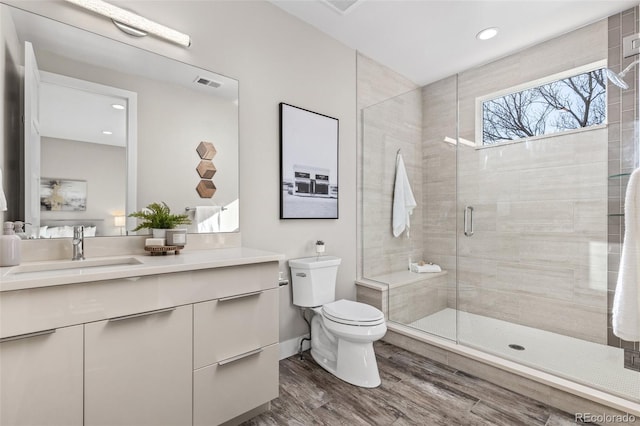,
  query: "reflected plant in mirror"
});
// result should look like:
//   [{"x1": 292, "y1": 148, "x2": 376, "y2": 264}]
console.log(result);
[{"x1": 1, "y1": 4, "x2": 239, "y2": 238}]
